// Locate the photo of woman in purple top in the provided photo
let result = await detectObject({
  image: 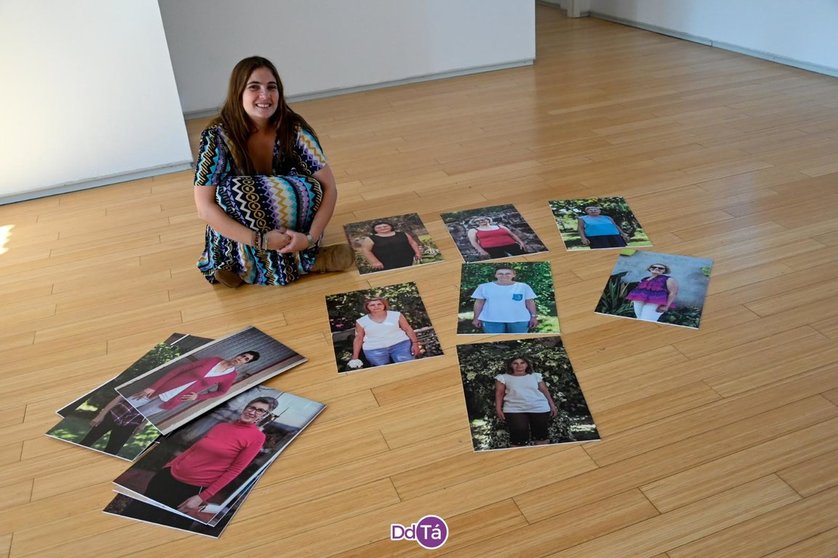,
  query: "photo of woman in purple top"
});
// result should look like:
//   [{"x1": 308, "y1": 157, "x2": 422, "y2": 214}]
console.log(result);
[{"x1": 625, "y1": 263, "x2": 679, "y2": 322}]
